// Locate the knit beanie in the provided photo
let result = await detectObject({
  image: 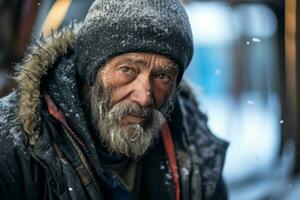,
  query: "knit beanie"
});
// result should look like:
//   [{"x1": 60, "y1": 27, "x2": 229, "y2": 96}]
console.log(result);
[{"x1": 75, "y1": 0, "x2": 194, "y2": 85}]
